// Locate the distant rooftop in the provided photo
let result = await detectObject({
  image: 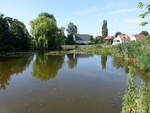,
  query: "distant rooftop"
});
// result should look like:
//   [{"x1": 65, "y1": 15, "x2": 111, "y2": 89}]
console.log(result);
[
  {"x1": 75, "y1": 34, "x2": 92, "y2": 41},
  {"x1": 104, "y1": 36, "x2": 113, "y2": 40},
  {"x1": 133, "y1": 34, "x2": 145, "y2": 39}
]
